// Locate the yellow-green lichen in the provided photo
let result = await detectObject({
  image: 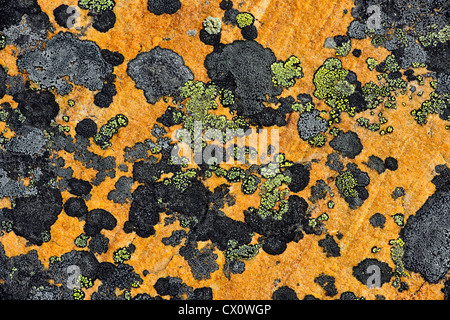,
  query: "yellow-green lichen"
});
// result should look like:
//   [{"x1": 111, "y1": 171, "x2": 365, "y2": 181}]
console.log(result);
[
  {"x1": 271, "y1": 56, "x2": 304, "y2": 88},
  {"x1": 335, "y1": 170, "x2": 358, "y2": 198},
  {"x1": 236, "y1": 12, "x2": 255, "y2": 29},
  {"x1": 78, "y1": 0, "x2": 115, "y2": 12}
]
